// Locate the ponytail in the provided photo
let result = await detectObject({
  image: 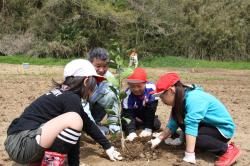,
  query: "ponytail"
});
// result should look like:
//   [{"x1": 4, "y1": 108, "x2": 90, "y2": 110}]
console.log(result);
[{"x1": 171, "y1": 81, "x2": 193, "y2": 124}]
